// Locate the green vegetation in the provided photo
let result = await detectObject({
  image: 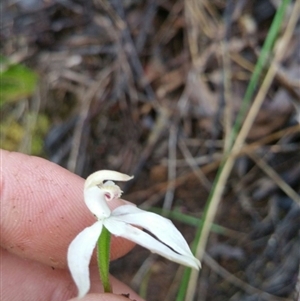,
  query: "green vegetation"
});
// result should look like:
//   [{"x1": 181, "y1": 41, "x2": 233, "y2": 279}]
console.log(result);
[{"x1": 0, "y1": 56, "x2": 49, "y2": 155}]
